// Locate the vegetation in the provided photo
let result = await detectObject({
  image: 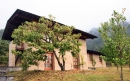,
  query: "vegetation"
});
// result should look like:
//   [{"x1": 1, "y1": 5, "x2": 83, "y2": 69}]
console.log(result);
[
  {"x1": 99, "y1": 9, "x2": 130, "y2": 81},
  {"x1": 11, "y1": 15, "x2": 81, "y2": 71},
  {"x1": 79, "y1": 54, "x2": 86, "y2": 71},
  {"x1": 0, "y1": 29, "x2": 9, "y2": 65},
  {"x1": 87, "y1": 22, "x2": 130, "y2": 51},
  {"x1": 0, "y1": 29, "x2": 4, "y2": 38},
  {"x1": 0, "y1": 39, "x2": 9, "y2": 65},
  {"x1": 92, "y1": 57, "x2": 96, "y2": 69},
  {"x1": 87, "y1": 28, "x2": 103, "y2": 51},
  {"x1": 7, "y1": 67, "x2": 130, "y2": 81}
]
